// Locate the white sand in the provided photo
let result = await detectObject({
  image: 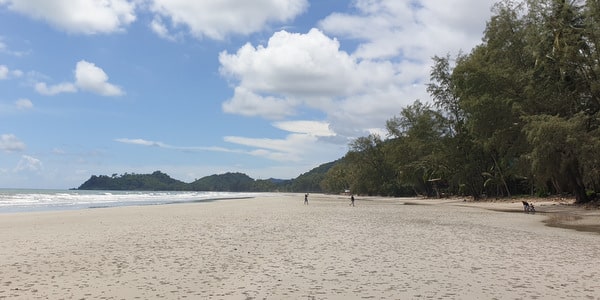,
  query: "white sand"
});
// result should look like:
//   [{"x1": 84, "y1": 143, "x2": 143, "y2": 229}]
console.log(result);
[{"x1": 1, "y1": 194, "x2": 599, "y2": 299}]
